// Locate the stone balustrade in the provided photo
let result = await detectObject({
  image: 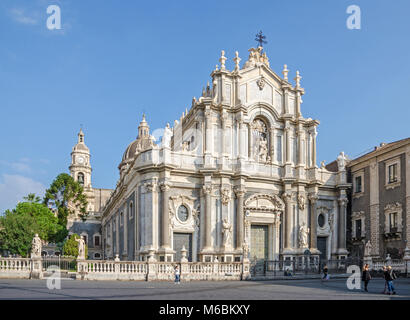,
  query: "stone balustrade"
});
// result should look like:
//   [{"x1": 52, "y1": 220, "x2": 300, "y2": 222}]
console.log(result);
[
  {"x1": 0, "y1": 256, "x2": 249, "y2": 281},
  {"x1": 0, "y1": 258, "x2": 32, "y2": 279}
]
